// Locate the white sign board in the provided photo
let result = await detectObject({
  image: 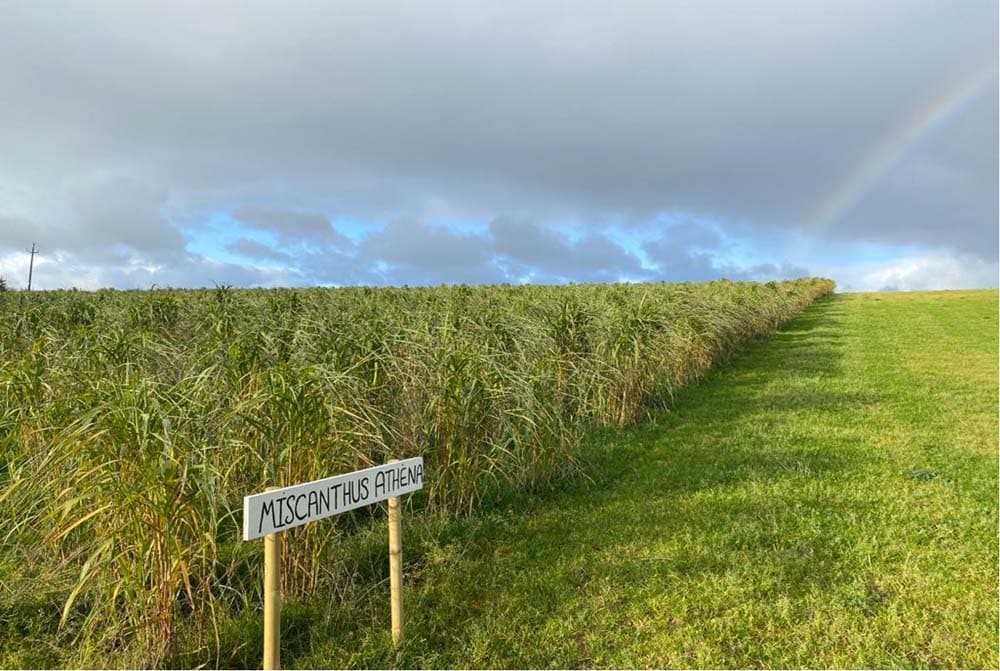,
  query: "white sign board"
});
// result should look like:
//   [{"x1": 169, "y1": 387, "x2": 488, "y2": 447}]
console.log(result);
[{"x1": 243, "y1": 457, "x2": 423, "y2": 540}]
